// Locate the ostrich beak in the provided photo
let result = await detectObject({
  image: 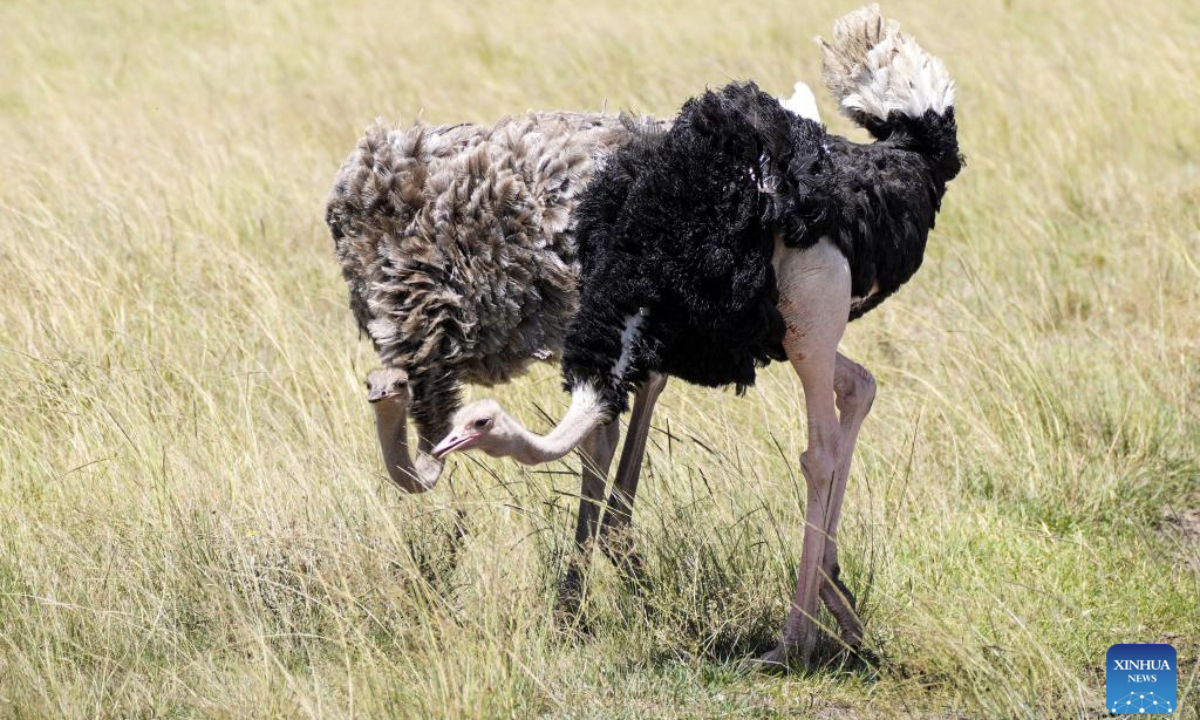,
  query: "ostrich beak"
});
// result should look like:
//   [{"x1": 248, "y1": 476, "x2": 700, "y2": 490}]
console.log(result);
[
  {"x1": 367, "y1": 388, "x2": 388, "y2": 403},
  {"x1": 432, "y1": 431, "x2": 480, "y2": 459}
]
